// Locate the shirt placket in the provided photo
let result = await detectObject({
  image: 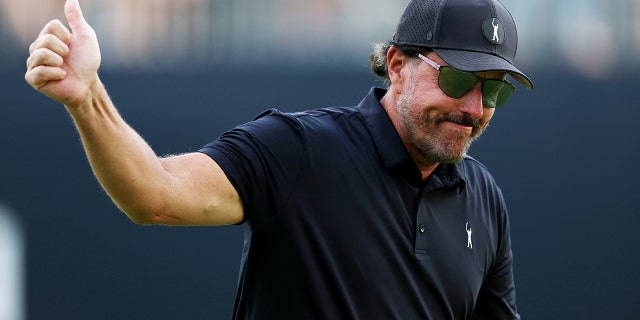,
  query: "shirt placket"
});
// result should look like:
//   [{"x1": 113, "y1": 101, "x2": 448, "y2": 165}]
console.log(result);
[{"x1": 414, "y1": 191, "x2": 429, "y2": 259}]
